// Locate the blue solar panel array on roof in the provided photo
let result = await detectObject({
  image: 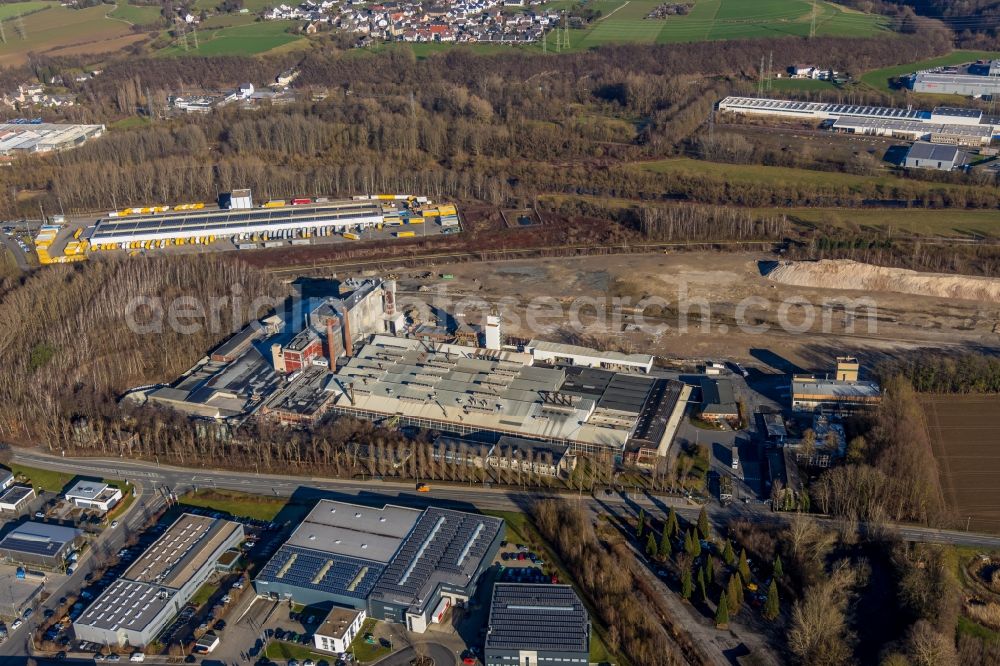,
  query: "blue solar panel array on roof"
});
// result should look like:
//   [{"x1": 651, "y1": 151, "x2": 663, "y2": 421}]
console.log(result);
[
  {"x1": 91, "y1": 201, "x2": 381, "y2": 242},
  {"x1": 256, "y1": 545, "x2": 384, "y2": 600}
]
